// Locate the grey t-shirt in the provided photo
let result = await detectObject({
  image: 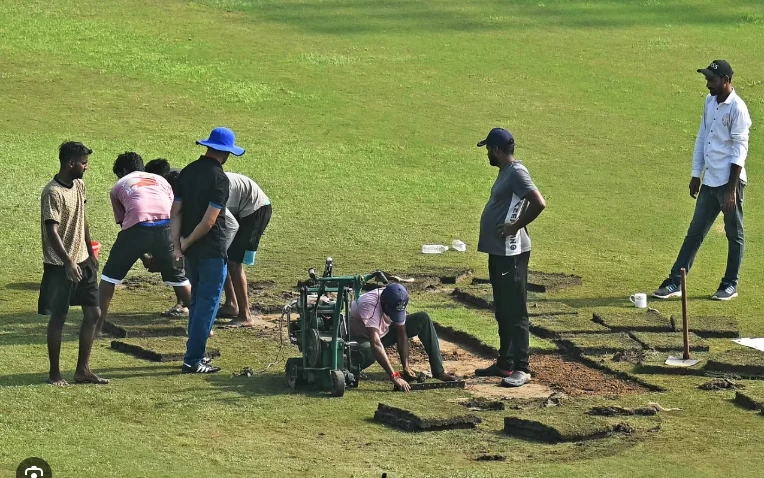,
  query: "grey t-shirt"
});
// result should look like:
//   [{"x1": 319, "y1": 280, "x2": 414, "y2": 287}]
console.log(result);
[
  {"x1": 226, "y1": 172, "x2": 270, "y2": 219},
  {"x1": 478, "y1": 161, "x2": 537, "y2": 256}
]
